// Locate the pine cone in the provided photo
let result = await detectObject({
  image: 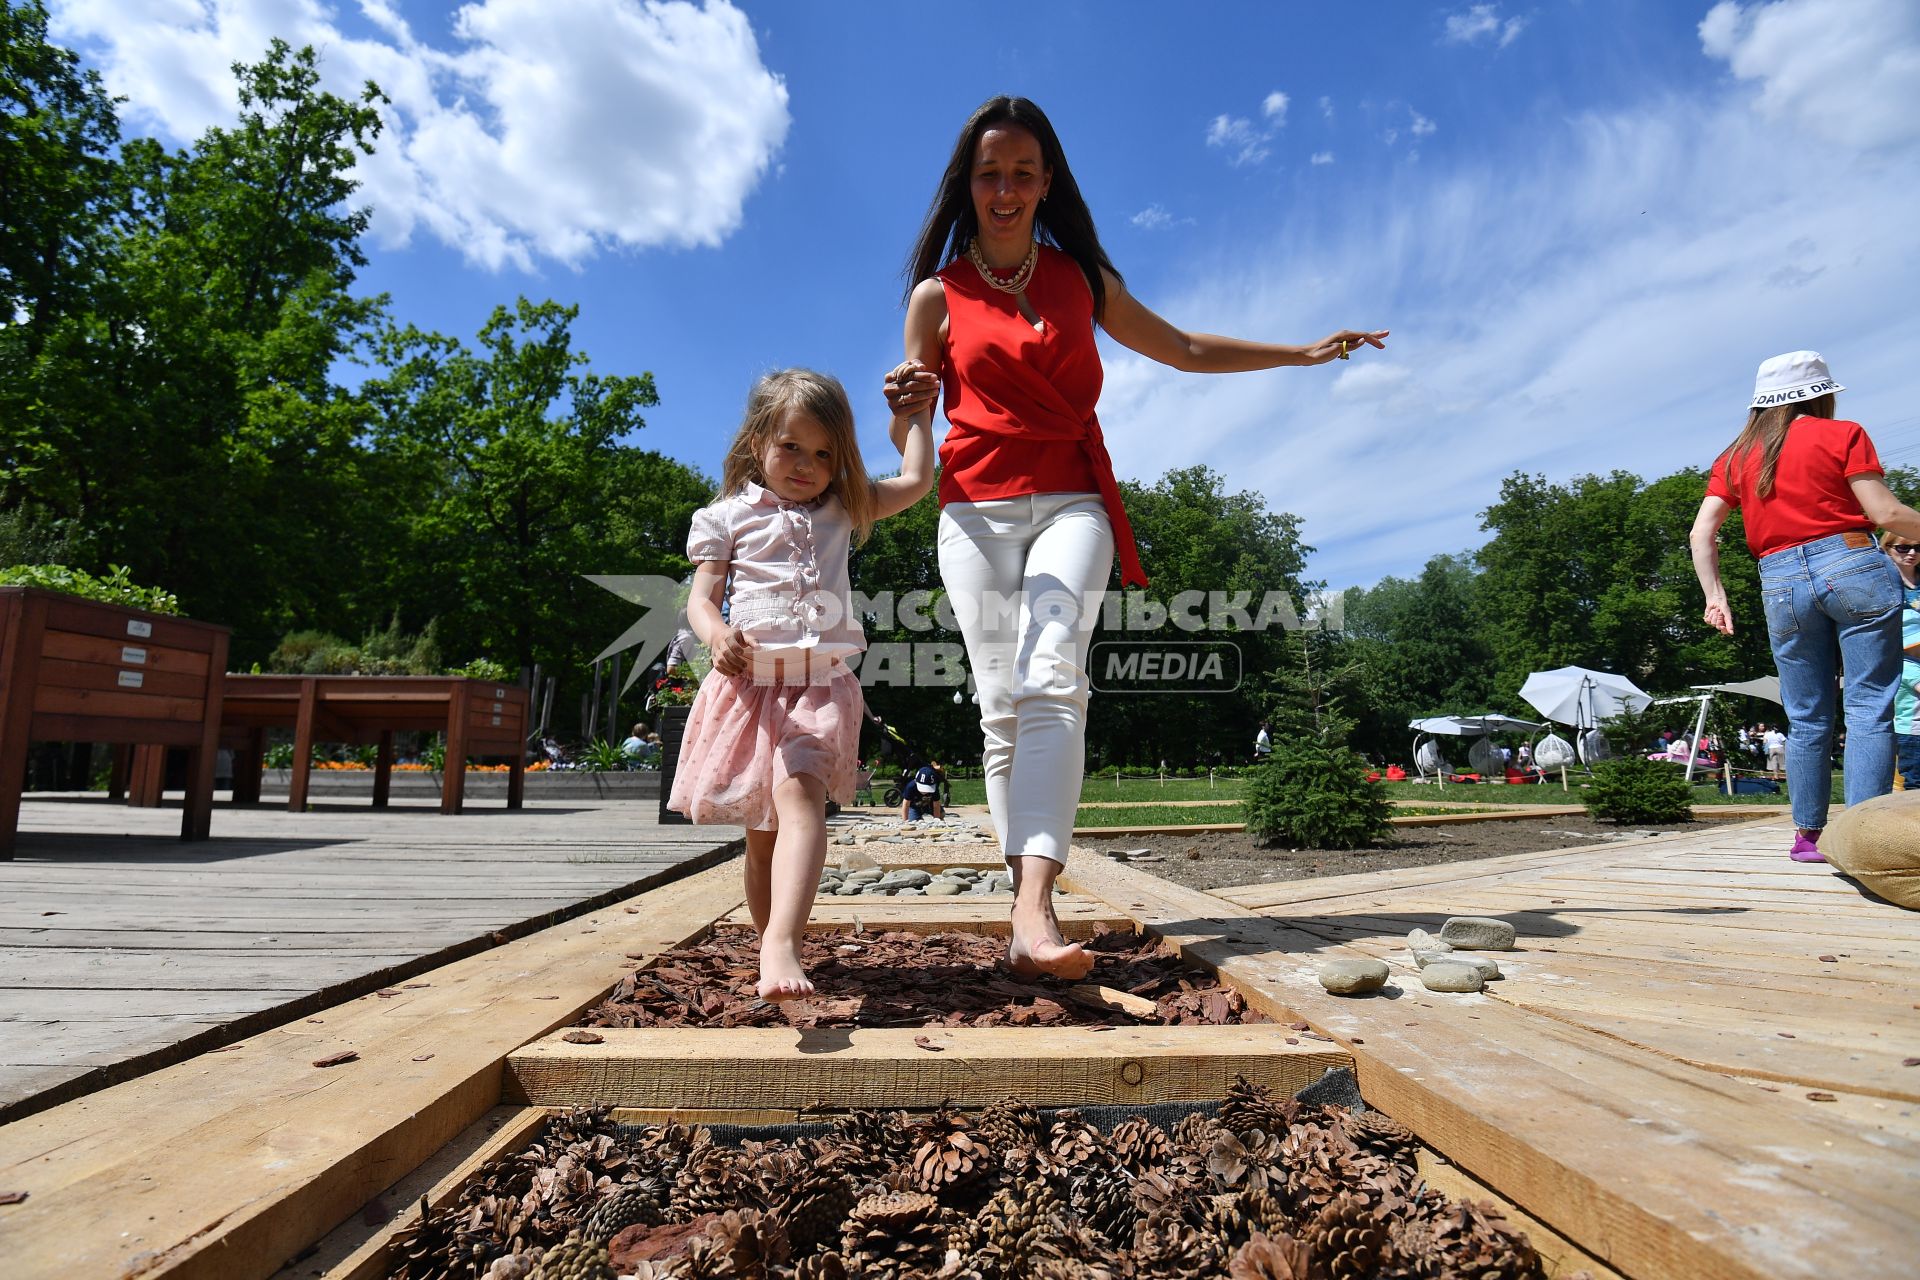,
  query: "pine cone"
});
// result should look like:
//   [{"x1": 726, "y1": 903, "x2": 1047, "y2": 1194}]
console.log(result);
[
  {"x1": 1107, "y1": 1117, "x2": 1172, "y2": 1173},
  {"x1": 1416, "y1": 1199, "x2": 1546, "y2": 1280},
  {"x1": 778, "y1": 1170, "x2": 858, "y2": 1257},
  {"x1": 792, "y1": 1253, "x2": 851, "y2": 1280},
  {"x1": 910, "y1": 1108, "x2": 989, "y2": 1196},
  {"x1": 977, "y1": 1099, "x2": 1047, "y2": 1154},
  {"x1": 673, "y1": 1143, "x2": 750, "y2": 1219},
  {"x1": 1207, "y1": 1129, "x2": 1279, "y2": 1195},
  {"x1": 1339, "y1": 1109, "x2": 1418, "y2": 1171},
  {"x1": 1046, "y1": 1110, "x2": 1110, "y2": 1176},
  {"x1": 389, "y1": 1196, "x2": 461, "y2": 1280},
  {"x1": 1169, "y1": 1111, "x2": 1225, "y2": 1150},
  {"x1": 1304, "y1": 1194, "x2": 1386, "y2": 1280},
  {"x1": 832, "y1": 1110, "x2": 916, "y2": 1166},
  {"x1": 841, "y1": 1191, "x2": 955, "y2": 1280},
  {"x1": 584, "y1": 1183, "x2": 668, "y2": 1241},
  {"x1": 1201, "y1": 1188, "x2": 1291, "y2": 1251},
  {"x1": 1219, "y1": 1079, "x2": 1295, "y2": 1139},
  {"x1": 1132, "y1": 1209, "x2": 1226, "y2": 1278},
  {"x1": 1227, "y1": 1230, "x2": 1313, "y2": 1280},
  {"x1": 974, "y1": 1177, "x2": 1064, "y2": 1268},
  {"x1": 483, "y1": 1249, "x2": 540, "y2": 1280},
  {"x1": 686, "y1": 1208, "x2": 791, "y2": 1278},
  {"x1": 1068, "y1": 1169, "x2": 1137, "y2": 1247},
  {"x1": 532, "y1": 1231, "x2": 616, "y2": 1280}
]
